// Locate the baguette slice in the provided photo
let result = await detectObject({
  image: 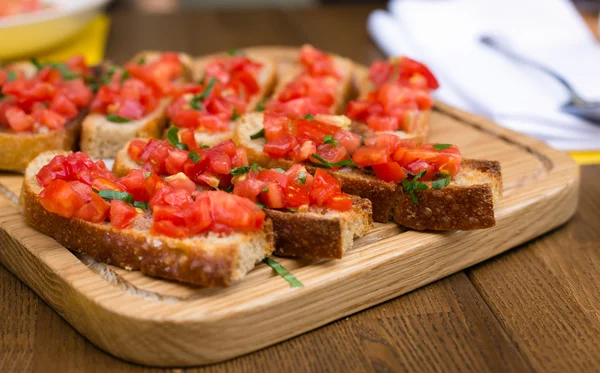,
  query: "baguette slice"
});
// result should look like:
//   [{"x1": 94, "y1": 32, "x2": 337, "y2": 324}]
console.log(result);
[
  {"x1": 270, "y1": 45, "x2": 354, "y2": 115},
  {"x1": 235, "y1": 112, "x2": 502, "y2": 229},
  {"x1": 20, "y1": 151, "x2": 275, "y2": 287},
  {"x1": 80, "y1": 51, "x2": 194, "y2": 158},
  {"x1": 80, "y1": 99, "x2": 170, "y2": 159},
  {"x1": 113, "y1": 140, "x2": 374, "y2": 259},
  {"x1": 267, "y1": 197, "x2": 373, "y2": 259},
  {"x1": 0, "y1": 109, "x2": 86, "y2": 172}
]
